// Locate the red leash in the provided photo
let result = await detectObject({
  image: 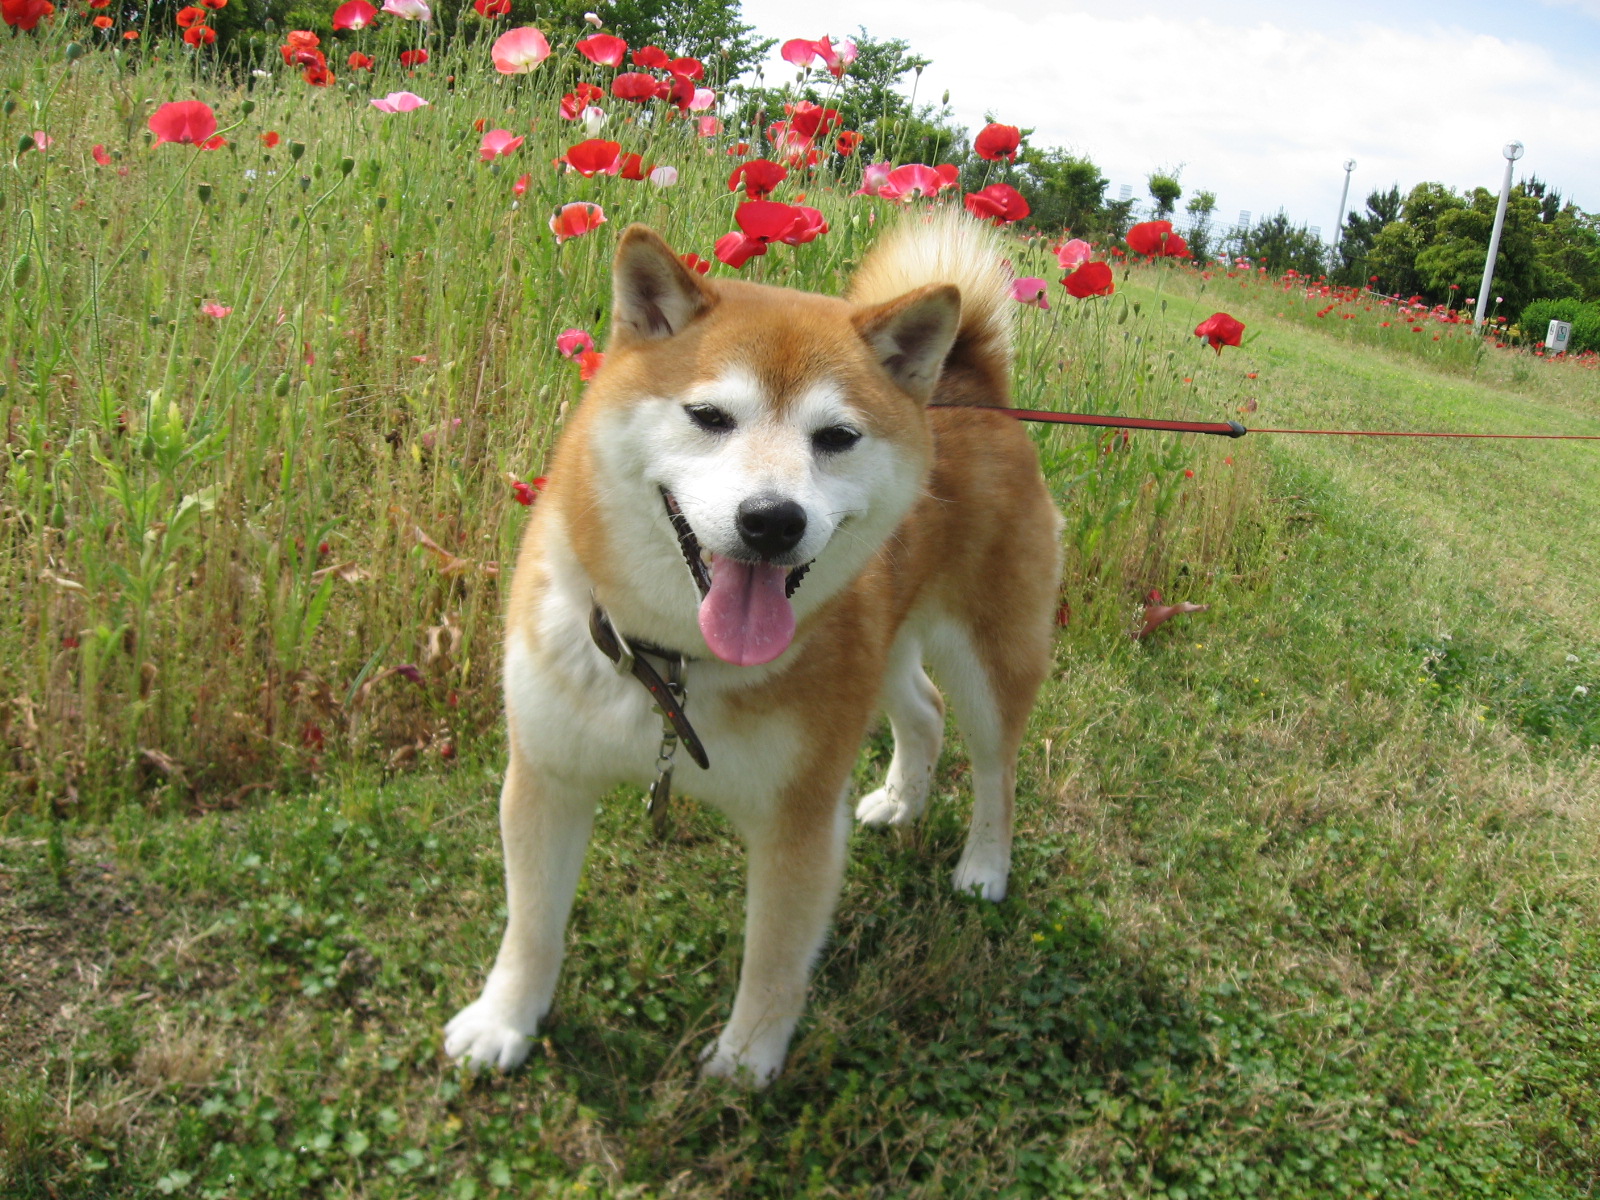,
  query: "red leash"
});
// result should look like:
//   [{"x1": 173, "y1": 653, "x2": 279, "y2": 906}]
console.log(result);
[{"x1": 946, "y1": 406, "x2": 1600, "y2": 442}]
